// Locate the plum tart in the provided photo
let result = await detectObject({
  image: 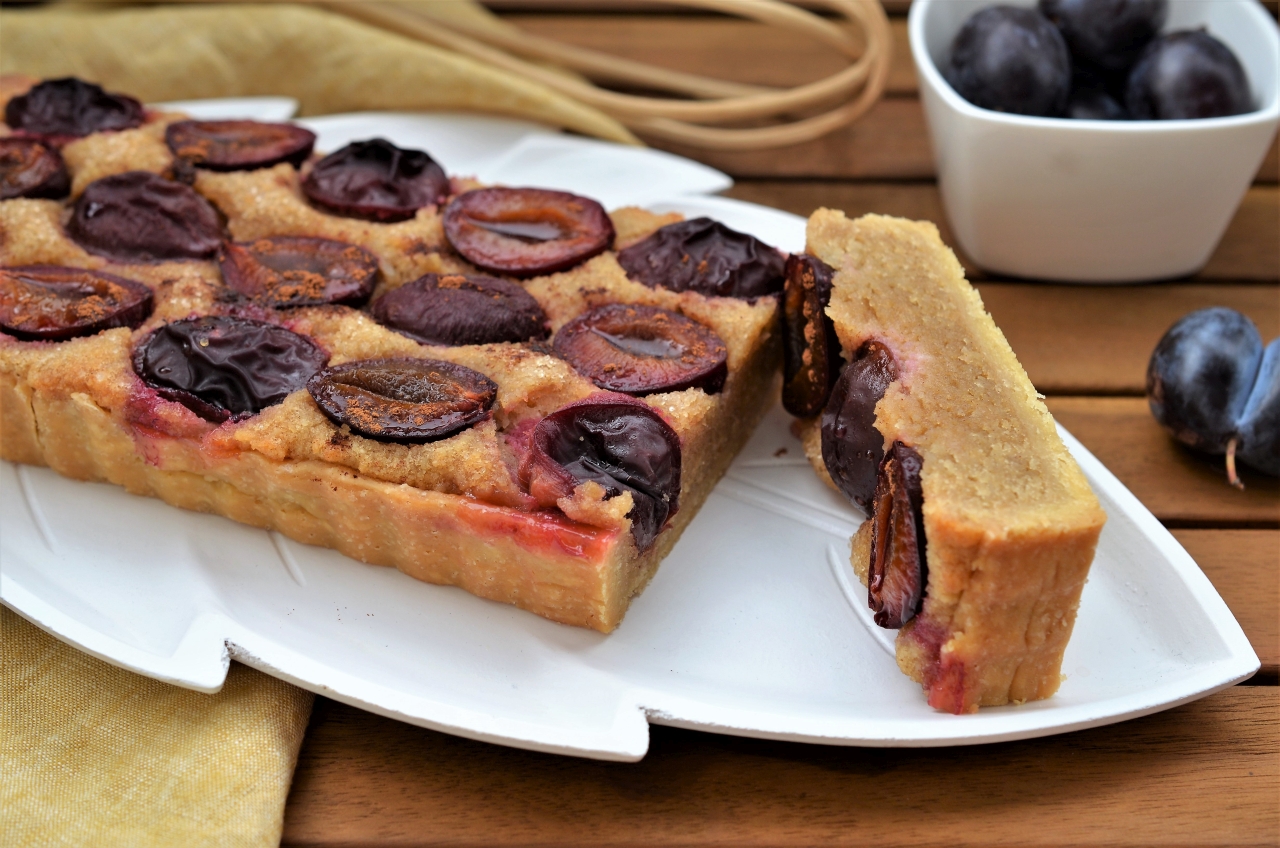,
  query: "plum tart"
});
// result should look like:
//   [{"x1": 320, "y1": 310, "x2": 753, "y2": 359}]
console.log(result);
[
  {"x1": 0, "y1": 77, "x2": 783, "y2": 632},
  {"x1": 784, "y1": 211, "x2": 1106, "y2": 713}
]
